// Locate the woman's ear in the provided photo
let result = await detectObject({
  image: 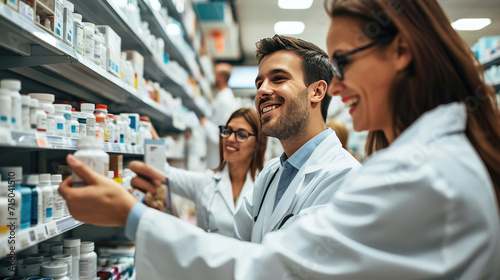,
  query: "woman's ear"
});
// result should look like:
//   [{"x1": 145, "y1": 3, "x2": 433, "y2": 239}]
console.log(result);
[
  {"x1": 310, "y1": 80, "x2": 328, "y2": 104},
  {"x1": 392, "y1": 34, "x2": 413, "y2": 72}
]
